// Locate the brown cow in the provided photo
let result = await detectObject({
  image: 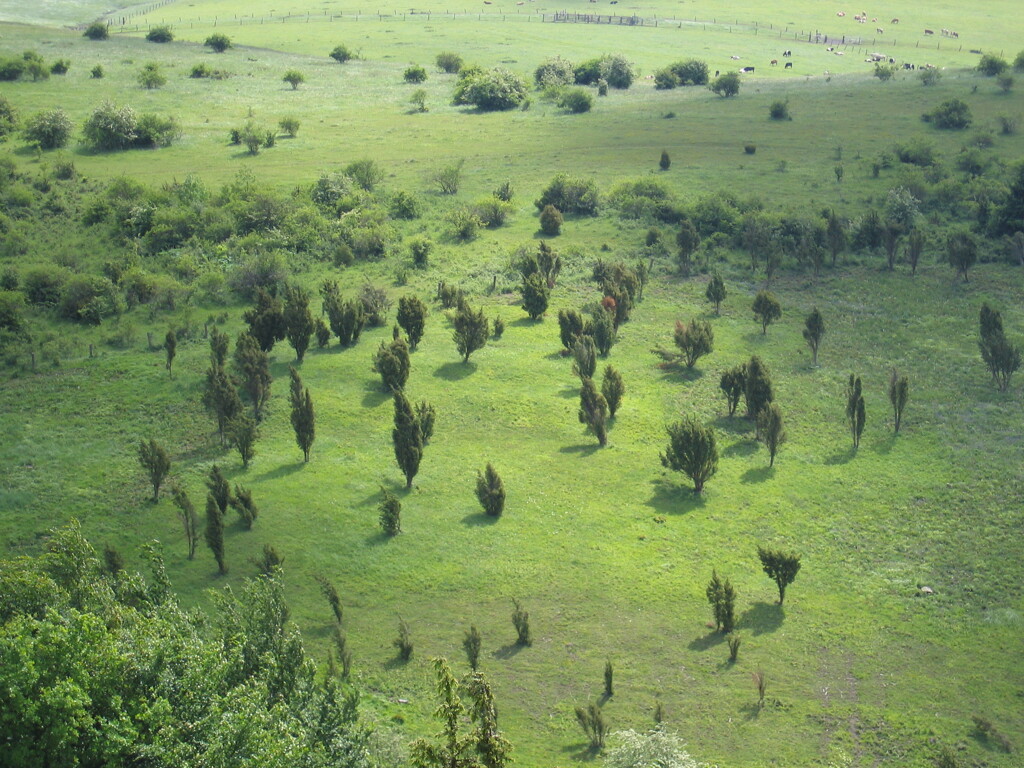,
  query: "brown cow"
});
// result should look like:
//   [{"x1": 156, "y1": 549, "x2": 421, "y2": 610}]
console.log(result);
[{"x1": 770, "y1": 59, "x2": 778, "y2": 66}]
